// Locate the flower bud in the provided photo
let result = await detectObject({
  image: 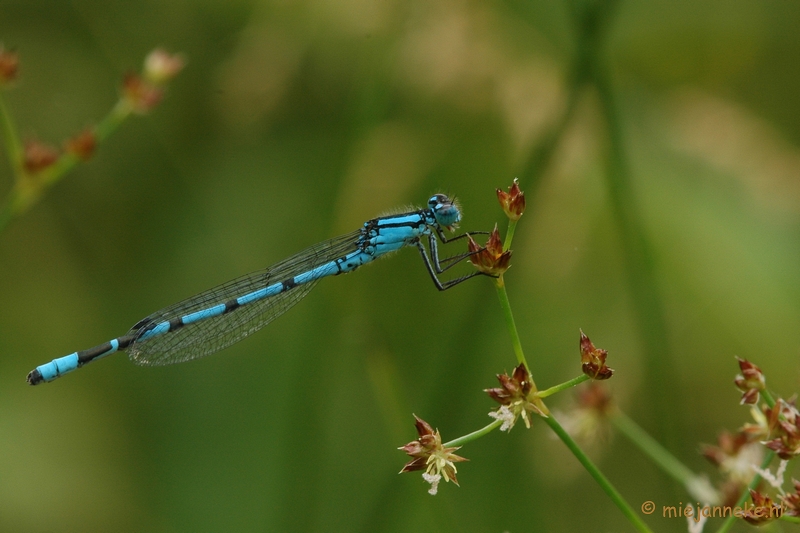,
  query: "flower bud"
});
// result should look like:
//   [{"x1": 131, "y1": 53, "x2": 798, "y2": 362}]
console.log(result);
[
  {"x1": 64, "y1": 129, "x2": 96, "y2": 161},
  {"x1": 122, "y1": 73, "x2": 163, "y2": 114},
  {"x1": 467, "y1": 225, "x2": 511, "y2": 276},
  {"x1": 0, "y1": 47, "x2": 19, "y2": 85},
  {"x1": 742, "y1": 490, "x2": 781, "y2": 525},
  {"x1": 23, "y1": 139, "x2": 59, "y2": 173},
  {"x1": 734, "y1": 357, "x2": 765, "y2": 405},
  {"x1": 496, "y1": 178, "x2": 525, "y2": 220},
  {"x1": 143, "y1": 49, "x2": 184, "y2": 85},
  {"x1": 579, "y1": 330, "x2": 614, "y2": 380}
]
